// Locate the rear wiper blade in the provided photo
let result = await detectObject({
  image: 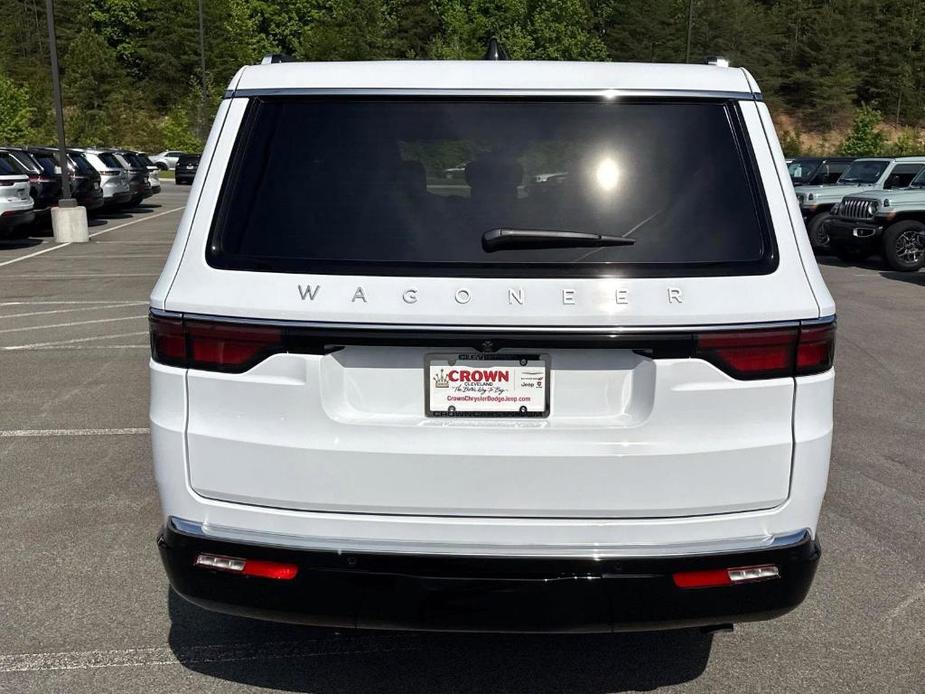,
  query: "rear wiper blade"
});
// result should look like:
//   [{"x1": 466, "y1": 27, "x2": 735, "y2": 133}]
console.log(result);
[{"x1": 482, "y1": 228, "x2": 636, "y2": 253}]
